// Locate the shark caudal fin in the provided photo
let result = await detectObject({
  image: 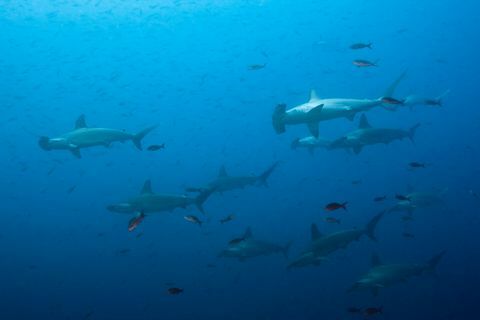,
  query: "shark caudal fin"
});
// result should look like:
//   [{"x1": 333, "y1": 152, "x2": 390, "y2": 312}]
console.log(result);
[
  {"x1": 291, "y1": 138, "x2": 300, "y2": 150},
  {"x1": 38, "y1": 136, "x2": 51, "y2": 151},
  {"x1": 257, "y1": 161, "x2": 280, "y2": 187},
  {"x1": 195, "y1": 187, "x2": 216, "y2": 214},
  {"x1": 425, "y1": 251, "x2": 446, "y2": 273},
  {"x1": 272, "y1": 104, "x2": 287, "y2": 134},
  {"x1": 365, "y1": 211, "x2": 385, "y2": 242},
  {"x1": 132, "y1": 126, "x2": 156, "y2": 150},
  {"x1": 281, "y1": 241, "x2": 293, "y2": 259},
  {"x1": 408, "y1": 123, "x2": 421, "y2": 142}
]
